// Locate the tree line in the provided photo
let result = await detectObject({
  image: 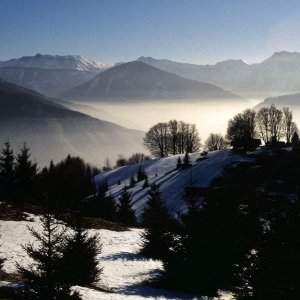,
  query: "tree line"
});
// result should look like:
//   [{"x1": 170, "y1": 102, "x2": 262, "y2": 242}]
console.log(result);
[
  {"x1": 227, "y1": 105, "x2": 299, "y2": 148},
  {"x1": 144, "y1": 106, "x2": 300, "y2": 158}
]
